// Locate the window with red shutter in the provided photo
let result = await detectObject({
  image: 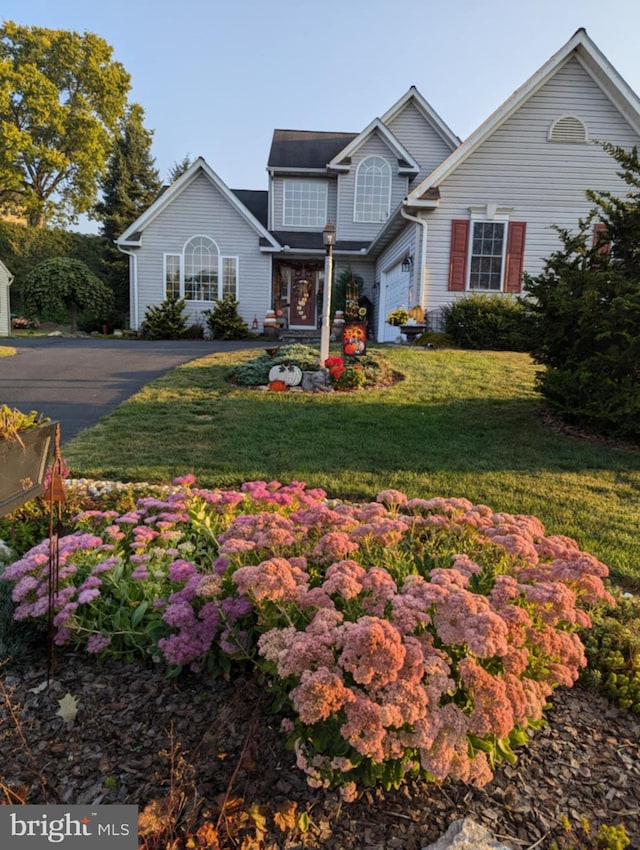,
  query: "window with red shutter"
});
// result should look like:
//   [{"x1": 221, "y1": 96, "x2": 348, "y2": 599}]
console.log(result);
[{"x1": 448, "y1": 218, "x2": 527, "y2": 292}]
